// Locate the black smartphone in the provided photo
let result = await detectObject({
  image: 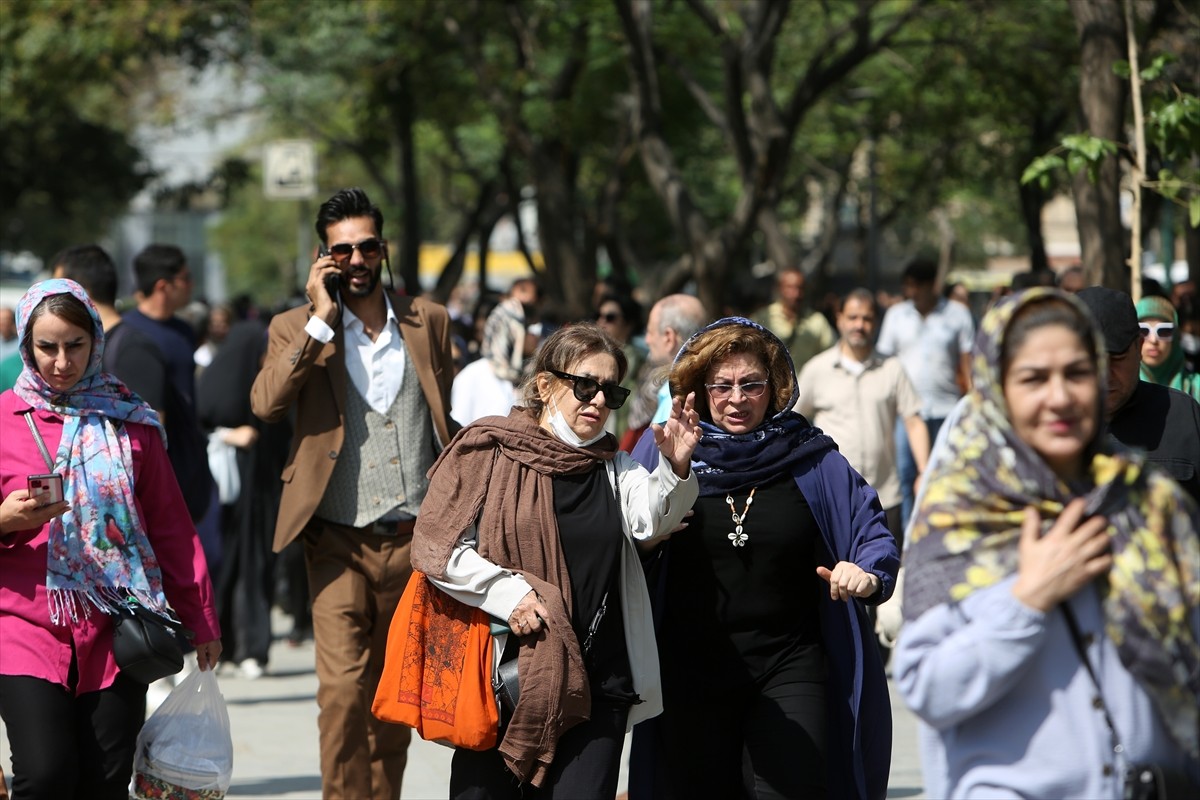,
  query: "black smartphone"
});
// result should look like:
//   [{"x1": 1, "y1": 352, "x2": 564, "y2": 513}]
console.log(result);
[
  {"x1": 28, "y1": 473, "x2": 64, "y2": 506},
  {"x1": 318, "y1": 244, "x2": 341, "y2": 299}
]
